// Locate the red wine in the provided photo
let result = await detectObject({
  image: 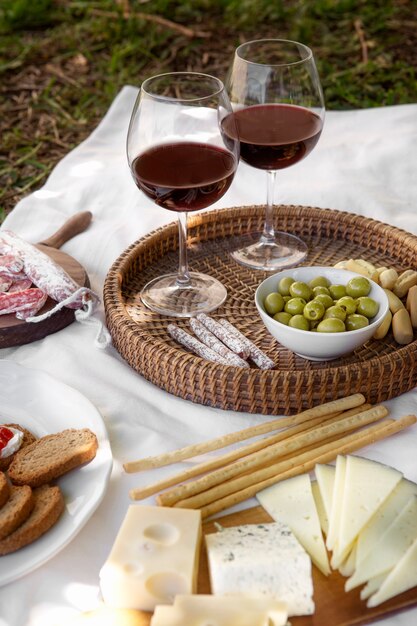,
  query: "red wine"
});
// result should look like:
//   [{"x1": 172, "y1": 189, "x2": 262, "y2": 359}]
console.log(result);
[
  {"x1": 222, "y1": 104, "x2": 322, "y2": 170},
  {"x1": 131, "y1": 142, "x2": 236, "y2": 212}
]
